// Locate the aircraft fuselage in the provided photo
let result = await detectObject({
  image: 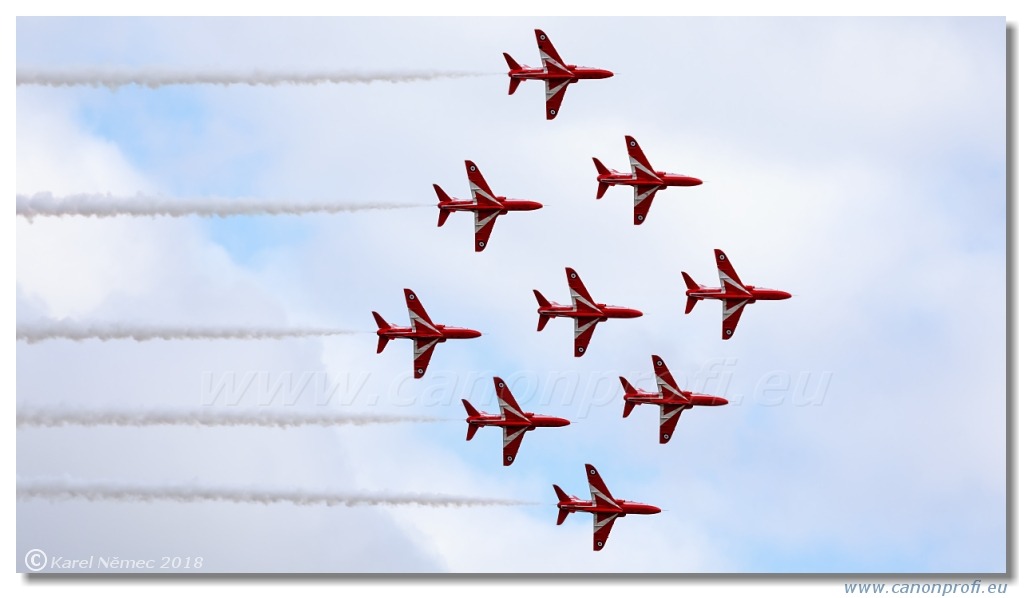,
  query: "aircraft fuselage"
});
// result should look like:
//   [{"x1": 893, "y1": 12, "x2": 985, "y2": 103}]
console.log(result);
[
  {"x1": 467, "y1": 412, "x2": 570, "y2": 430},
  {"x1": 624, "y1": 389, "x2": 728, "y2": 408},
  {"x1": 509, "y1": 65, "x2": 614, "y2": 82},
  {"x1": 439, "y1": 198, "x2": 543, "y2": 214},
  {"x1": 557, "y1": 498, "x2": 661, "y2": 517},
  {"x1": 599, "y1": 169, "x2": 703, "y2": 189},
  {"x1": 376, "y1": 324, "x2": 481, "y2": 342},
  {"x1": 538, "y1": 302, "x2": 643, "y2": 321},
  {"x1": 687, "y1": 285, "x2": 792, "y2": 303}
]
